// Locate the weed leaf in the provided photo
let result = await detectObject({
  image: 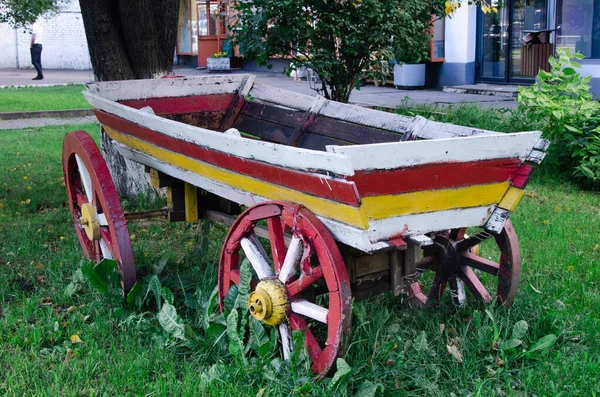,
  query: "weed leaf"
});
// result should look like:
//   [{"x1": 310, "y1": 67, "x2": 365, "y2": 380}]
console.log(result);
[
  {"x1": 158, "y1": 302, "x2": 185, "y2": 340},
  {"x1": 355, "y1": 380, "x2": 384, "y2": 397},
  {"x1": 126, "y1": 282, "x2": 143, "y2": 309},
  {"x1": 512, "y1": 320, "x2": 529, "y2": 339},
  {"x1": 527, "y1": 334, "x2": 557, "y2": 354},
  {"x1": 329, "y1": 357, "x2": 352, "y2": 392},
  {"x1": 81, "y1": 260, "x2": 112, "y2": 294},
  {"x1": 499, "y1": 338, "x2": 522, "y2": 351},
  {"x1": 249, "y1": 317, "x2": 269, "y2": 350},
  {"x1": 161, "y1": 287, "x2": 174, "y2": 305},
  {"x1": 226, "y1": 309, "x2": 246, "y2": 365},
  {"x1": 223, "y1": 284, "x2": 239, "y2": 314},
  {"x1": 237, "y1": 258, "x2": 253, "y2": 312},
  {"x1": 146, "y1": 275, "x2": 162, "y2": 310},
  {"x1": 414, "y1": 331, "x2": 429, "y2": 353},
  {"x1": 152, "y1": 256, "x2": 169, "y2": 276}
]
